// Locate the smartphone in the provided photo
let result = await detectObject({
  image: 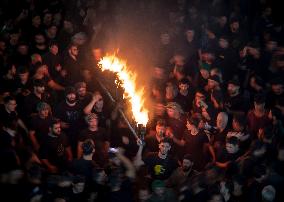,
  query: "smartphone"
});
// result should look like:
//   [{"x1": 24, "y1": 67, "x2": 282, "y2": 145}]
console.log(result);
[{"x1": 109, "y1": 147, "x2": 118, "y2": 153}]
